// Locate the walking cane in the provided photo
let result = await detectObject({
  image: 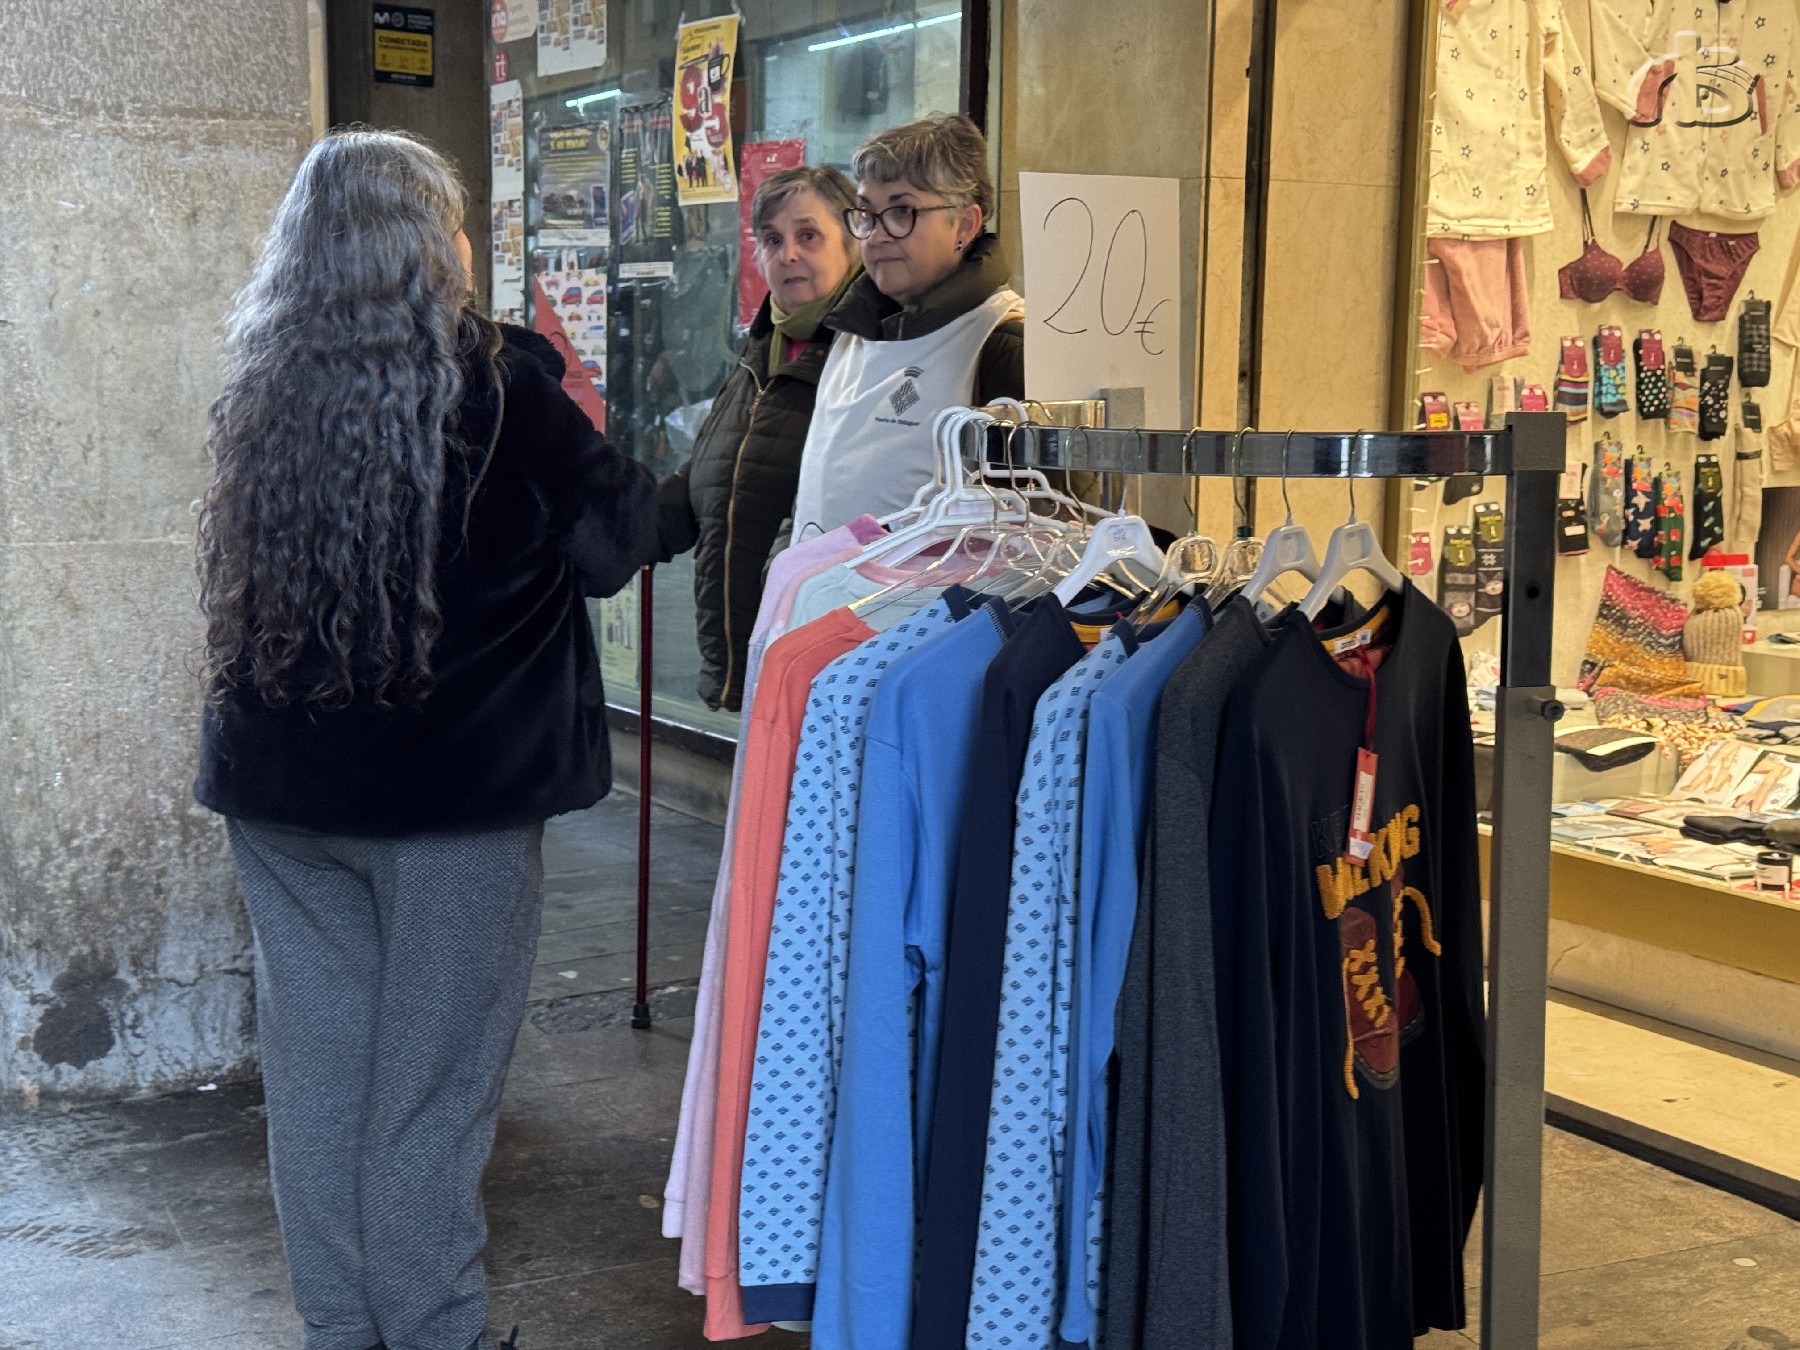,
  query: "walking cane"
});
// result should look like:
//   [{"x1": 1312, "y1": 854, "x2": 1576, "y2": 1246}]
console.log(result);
[{"x1": 632, "y1": 565, "x2": 653, "y2": 1031}]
